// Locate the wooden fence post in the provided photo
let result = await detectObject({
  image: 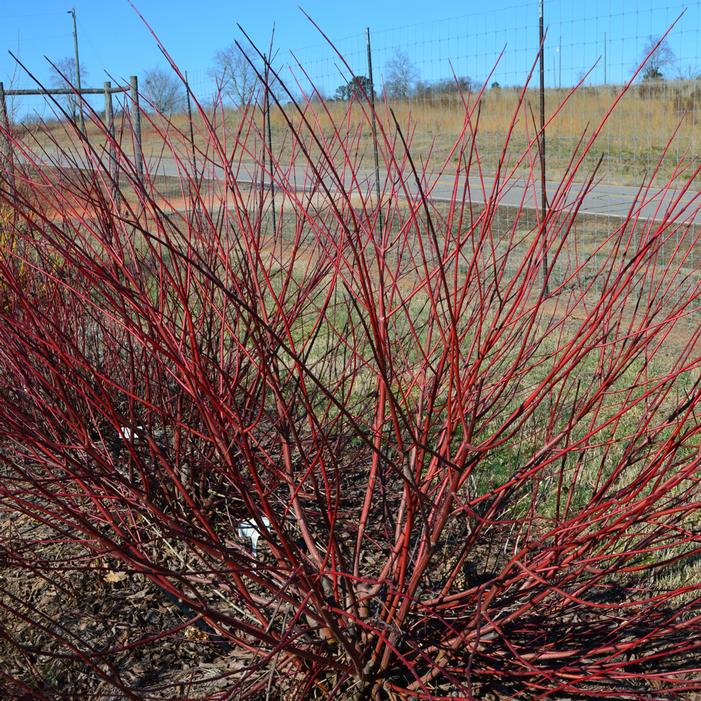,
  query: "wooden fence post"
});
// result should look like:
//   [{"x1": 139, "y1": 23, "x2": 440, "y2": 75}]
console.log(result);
[
  {"x1": 130, "y1": 75, "x2": 144, "y2": 184},
  {"x1": 0, "y1": 82, "x2": 15, "y2": 196}
]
